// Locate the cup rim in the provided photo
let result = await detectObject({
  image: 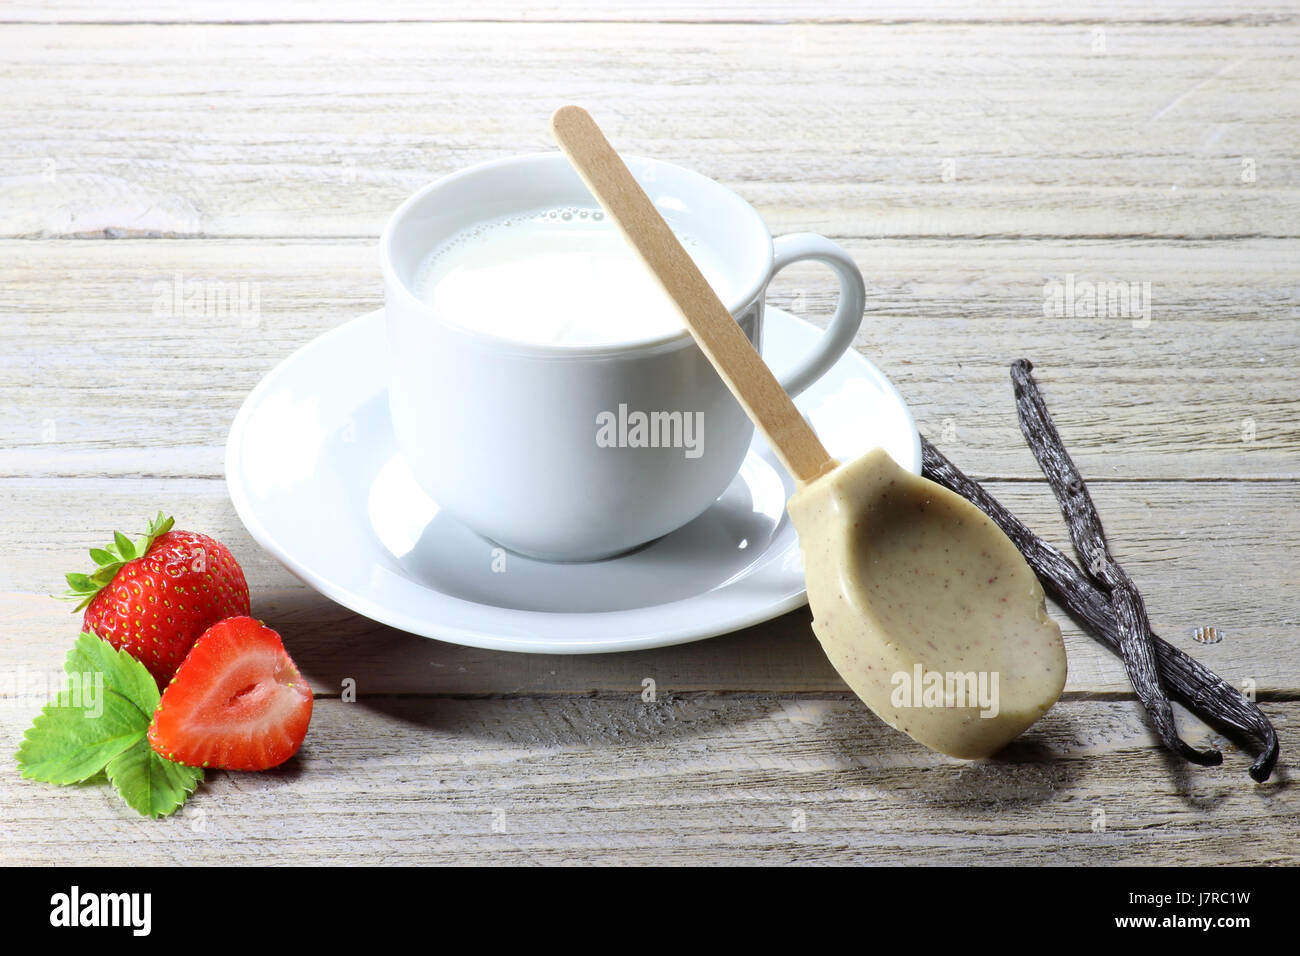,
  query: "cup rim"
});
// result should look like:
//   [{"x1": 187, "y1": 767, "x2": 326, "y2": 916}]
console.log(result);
[{"x1": 379, "y1": 151, "x2": 774, "y2": 358}]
